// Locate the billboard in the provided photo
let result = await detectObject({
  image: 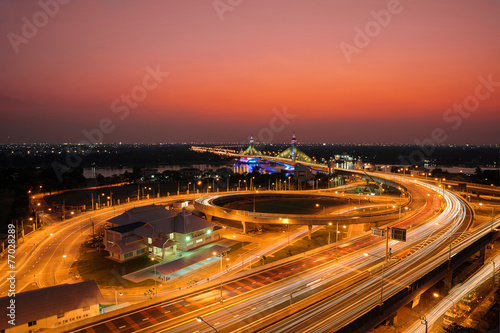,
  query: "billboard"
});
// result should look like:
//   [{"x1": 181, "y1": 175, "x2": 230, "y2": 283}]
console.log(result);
[
  {"x1": 391, "y1": 227, "x2": 407, "y2": 242},
  {"x1": 371, "y1": 227, "x2": 386, "y2": 237}
]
